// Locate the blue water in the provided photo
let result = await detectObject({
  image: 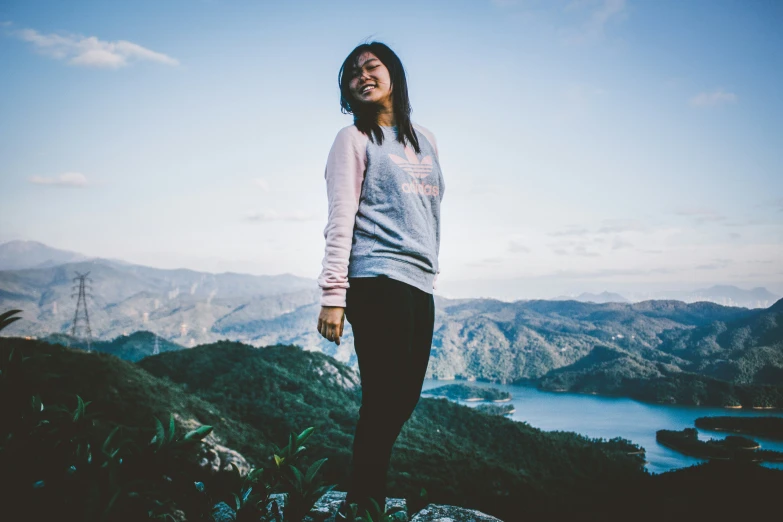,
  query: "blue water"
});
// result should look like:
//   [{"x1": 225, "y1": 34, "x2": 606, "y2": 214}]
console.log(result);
[{"x1": 421, "y1": 379, "x2": 783, "y2": 475}]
